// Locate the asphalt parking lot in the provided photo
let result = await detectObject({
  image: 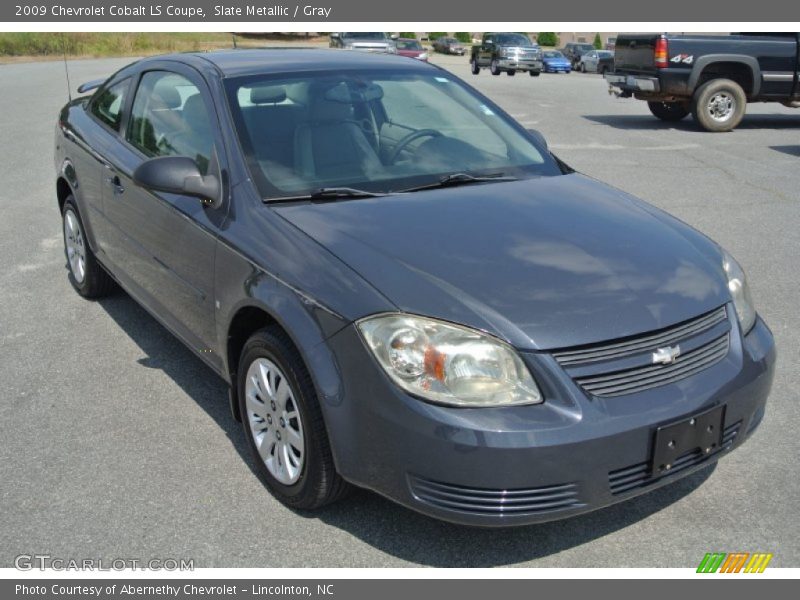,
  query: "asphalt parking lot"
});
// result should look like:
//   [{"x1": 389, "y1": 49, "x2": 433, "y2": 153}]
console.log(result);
[{"x1": 1, "y1": 51, "x2": 798, "y2": 568}]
